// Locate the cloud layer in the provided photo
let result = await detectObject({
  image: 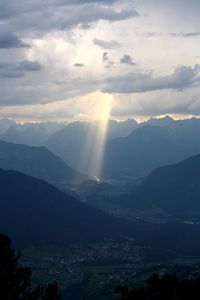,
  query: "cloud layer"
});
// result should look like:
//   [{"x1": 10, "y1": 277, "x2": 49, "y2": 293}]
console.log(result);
[
  {"x1": 104, "y1": 65, "x2": 200, "y2": 93},
  {"x1": 1, "y1": 0, "x2": 200, "y2": 121}
]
